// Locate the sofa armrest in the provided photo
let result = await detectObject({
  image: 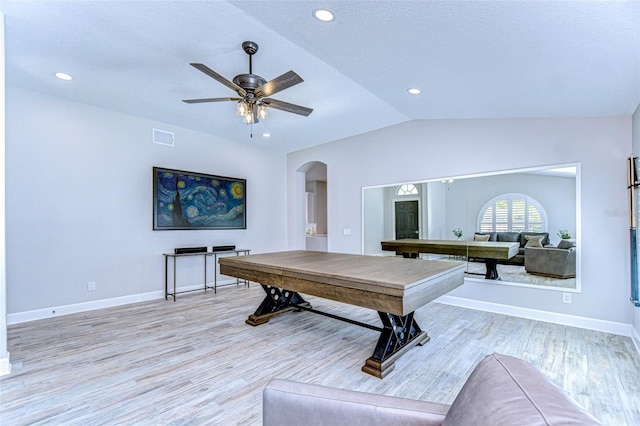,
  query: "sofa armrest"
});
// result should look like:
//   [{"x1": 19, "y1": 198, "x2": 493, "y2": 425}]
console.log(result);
[
  {"x1": 441, "y1": 353, "x2": 600, "y2": 425},
  {"x1": 263, "y1": 378, "x2": 450, "y2": 426},
  {"x1": 525, "y1": 247, "x2": 576, "y2": 278}
]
